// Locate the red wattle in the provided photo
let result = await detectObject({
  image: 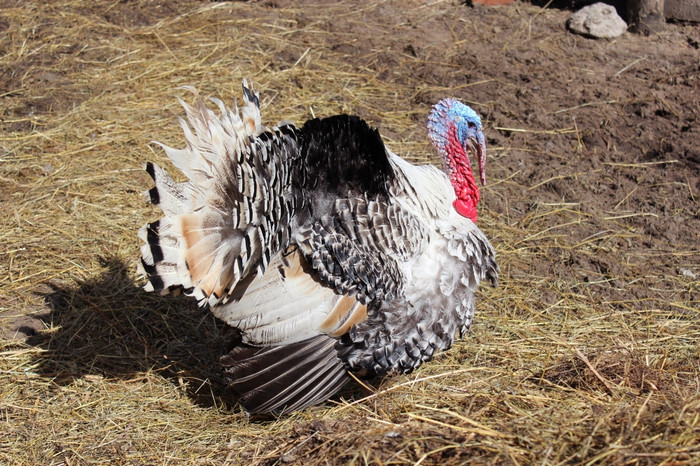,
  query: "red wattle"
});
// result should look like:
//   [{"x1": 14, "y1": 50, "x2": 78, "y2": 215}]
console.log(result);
[
  {"x1": 446, "y1": 124, "x2": 480, "y2": 222},
  {"x1": 453, "y1": 199, "x2": 477, "y2": 222}
]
